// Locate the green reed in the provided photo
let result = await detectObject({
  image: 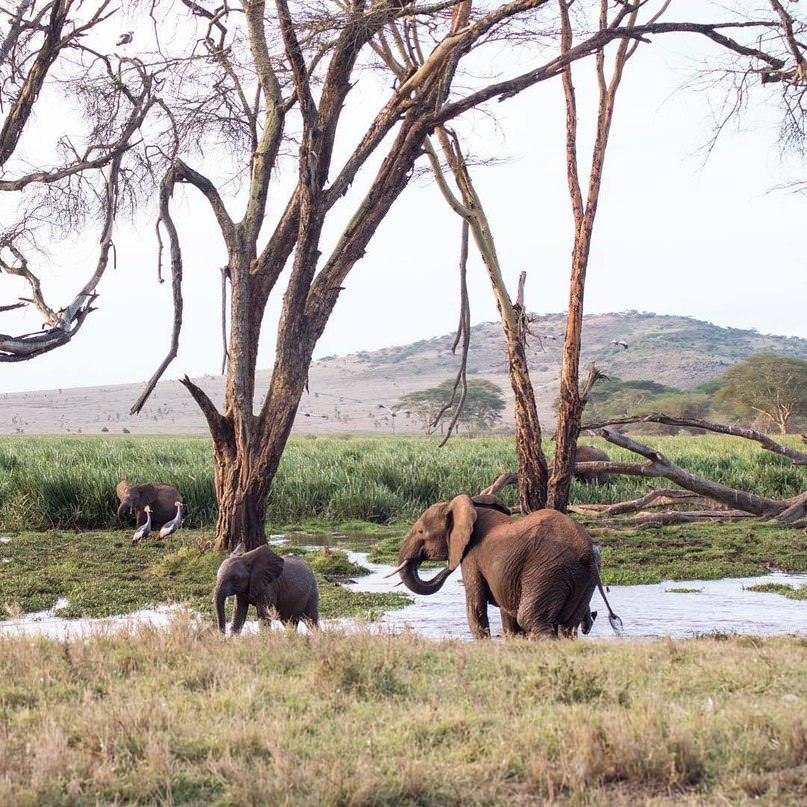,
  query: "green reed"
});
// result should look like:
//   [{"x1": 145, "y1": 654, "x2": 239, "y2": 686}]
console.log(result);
[{"x1": 0, "y1": 433, "x2": 803, "y2": 530}]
